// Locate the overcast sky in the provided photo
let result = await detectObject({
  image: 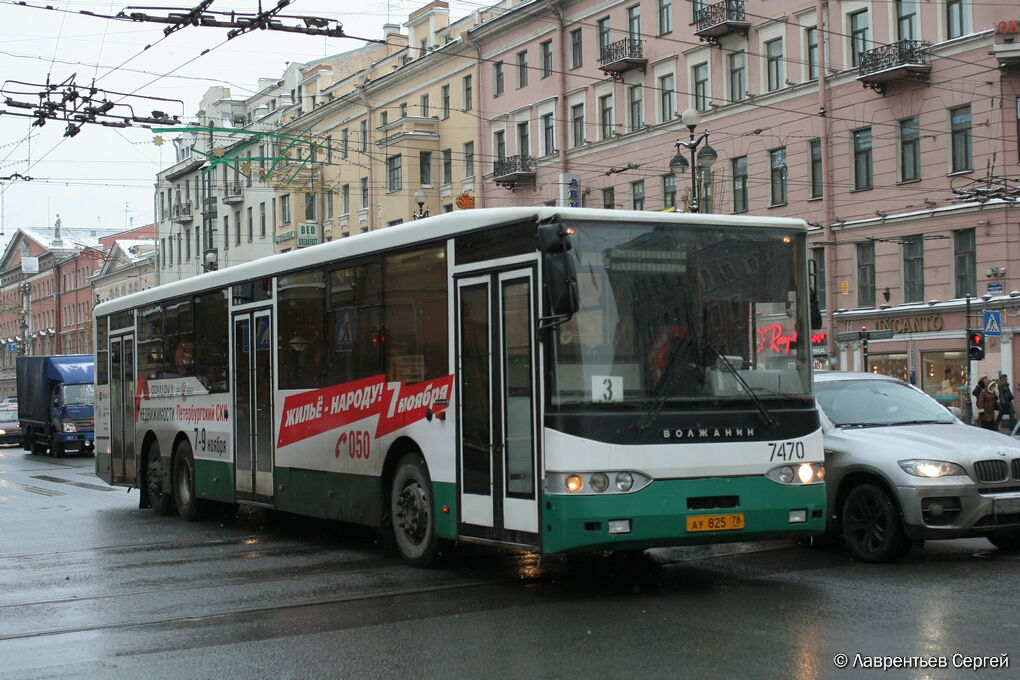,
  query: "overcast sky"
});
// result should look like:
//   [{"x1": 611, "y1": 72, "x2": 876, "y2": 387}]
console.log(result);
[{"x1": 0, "y1": 0, "x2": 479, "y2": 250}]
